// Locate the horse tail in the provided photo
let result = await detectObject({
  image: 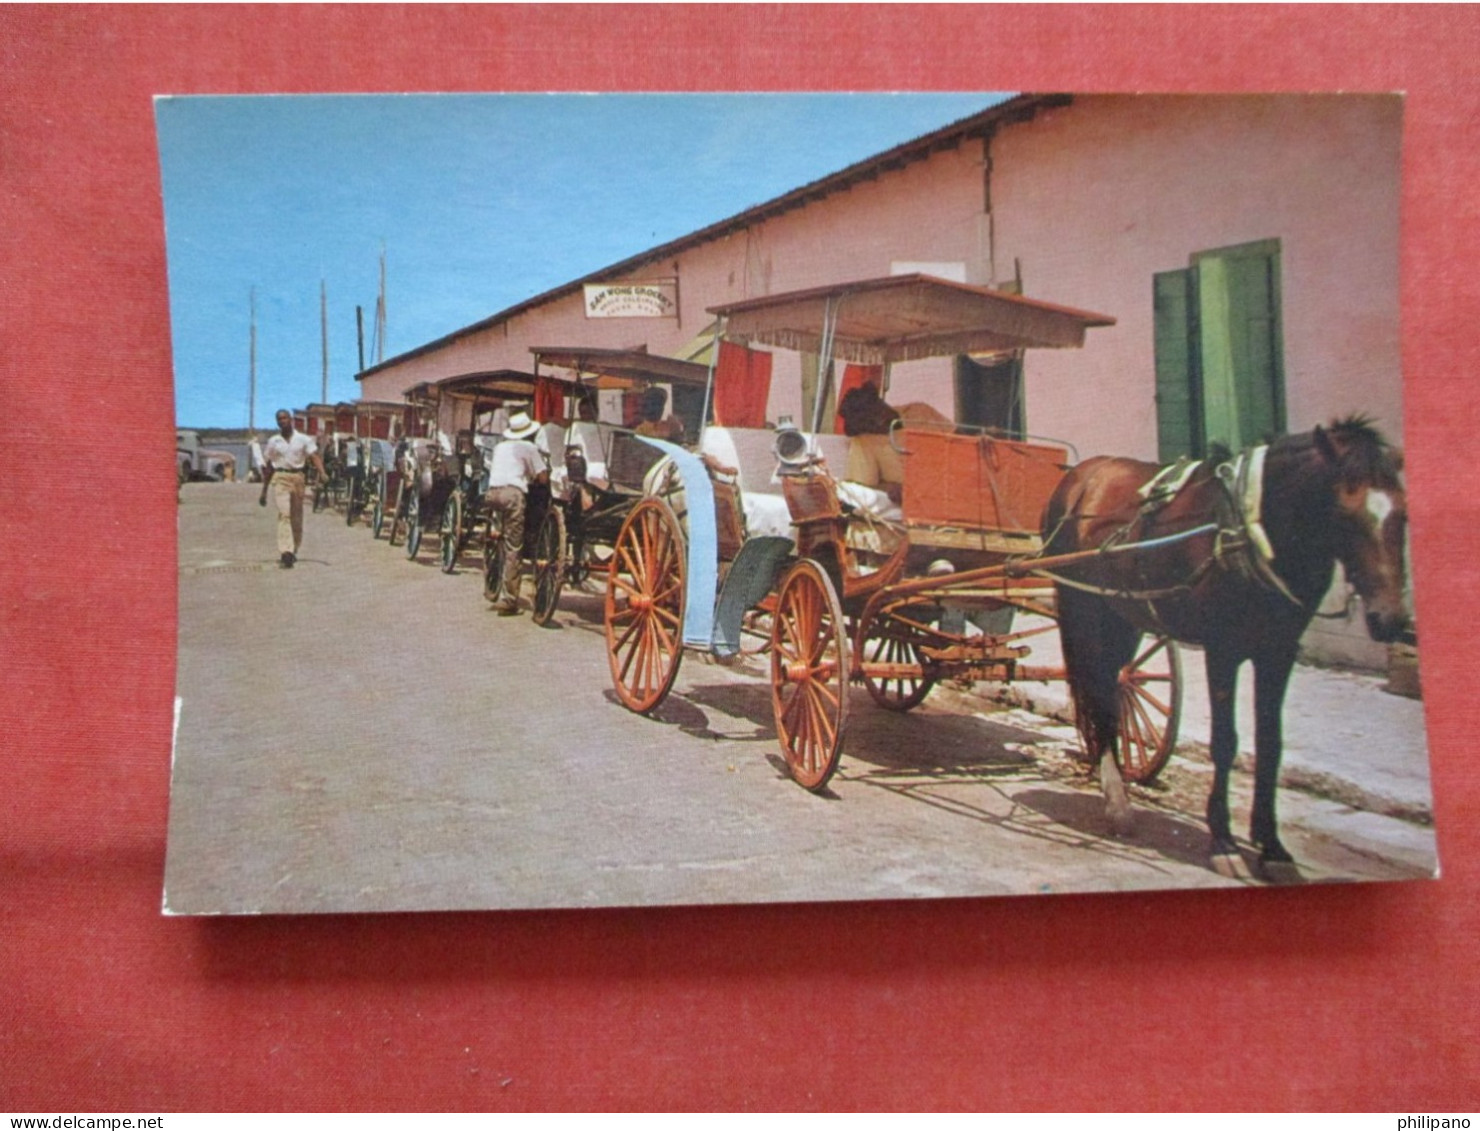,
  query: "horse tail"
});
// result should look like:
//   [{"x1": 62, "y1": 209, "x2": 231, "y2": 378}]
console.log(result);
[
  {"x1": 1043, "y1": 462, "x2": 1139, "y2": 767},
  {"x1": 1057, "y1": 585, "x2": 1128, "y2": 764}
]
